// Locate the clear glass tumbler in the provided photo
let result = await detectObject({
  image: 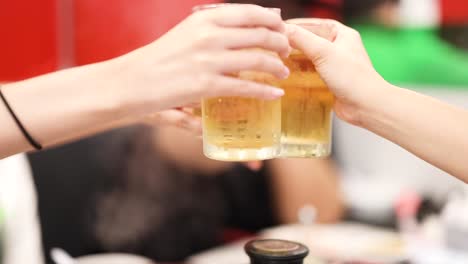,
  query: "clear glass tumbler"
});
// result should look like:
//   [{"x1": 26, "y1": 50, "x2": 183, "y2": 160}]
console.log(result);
[{"x1": 194, "y1": 4, "x2": 282, "y2": 161}]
